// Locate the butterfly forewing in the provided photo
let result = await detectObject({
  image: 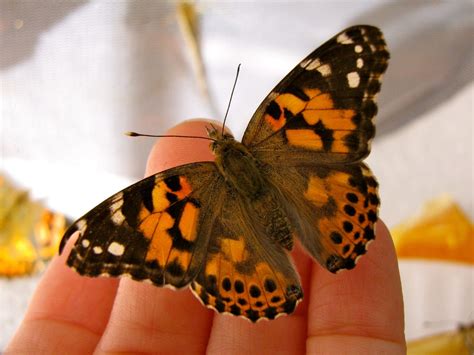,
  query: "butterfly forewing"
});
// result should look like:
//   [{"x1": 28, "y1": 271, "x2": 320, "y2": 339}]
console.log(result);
[
  {"x1": 60, "y1": 162, "x2": 223, "y2": 288},
  {"x1": 243, "y1": 25, "x2": 389, "y2": 165}
]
